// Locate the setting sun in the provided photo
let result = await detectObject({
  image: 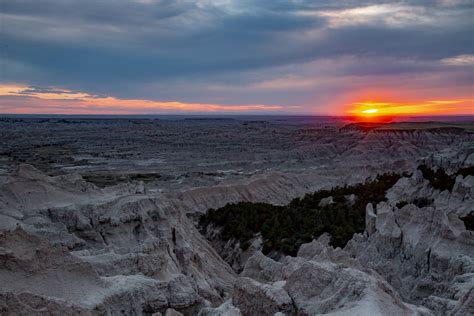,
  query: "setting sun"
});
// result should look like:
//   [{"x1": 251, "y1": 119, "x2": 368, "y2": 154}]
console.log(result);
[
  {"x1": 361, "y1": 109, "x2": 379, "y2": 114},
  {"x1": 344, "y1": 97, "x2": 473, "y2": 120}
]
